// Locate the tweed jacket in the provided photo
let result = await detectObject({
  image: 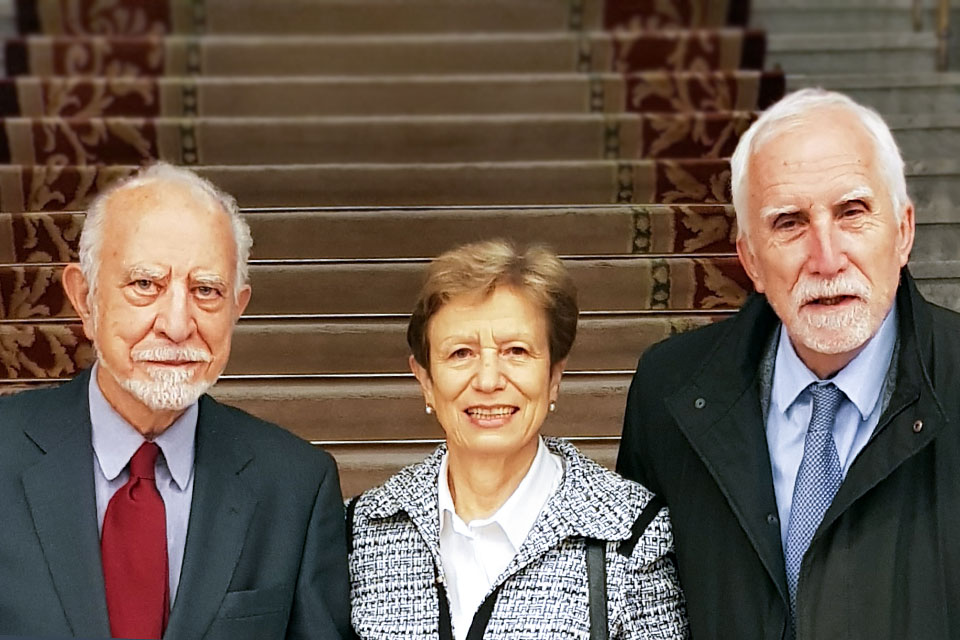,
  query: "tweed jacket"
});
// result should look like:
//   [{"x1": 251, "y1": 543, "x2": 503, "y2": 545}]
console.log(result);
[{"x1": 348, "y1": 437, "x2": 688, "y2": 639}]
